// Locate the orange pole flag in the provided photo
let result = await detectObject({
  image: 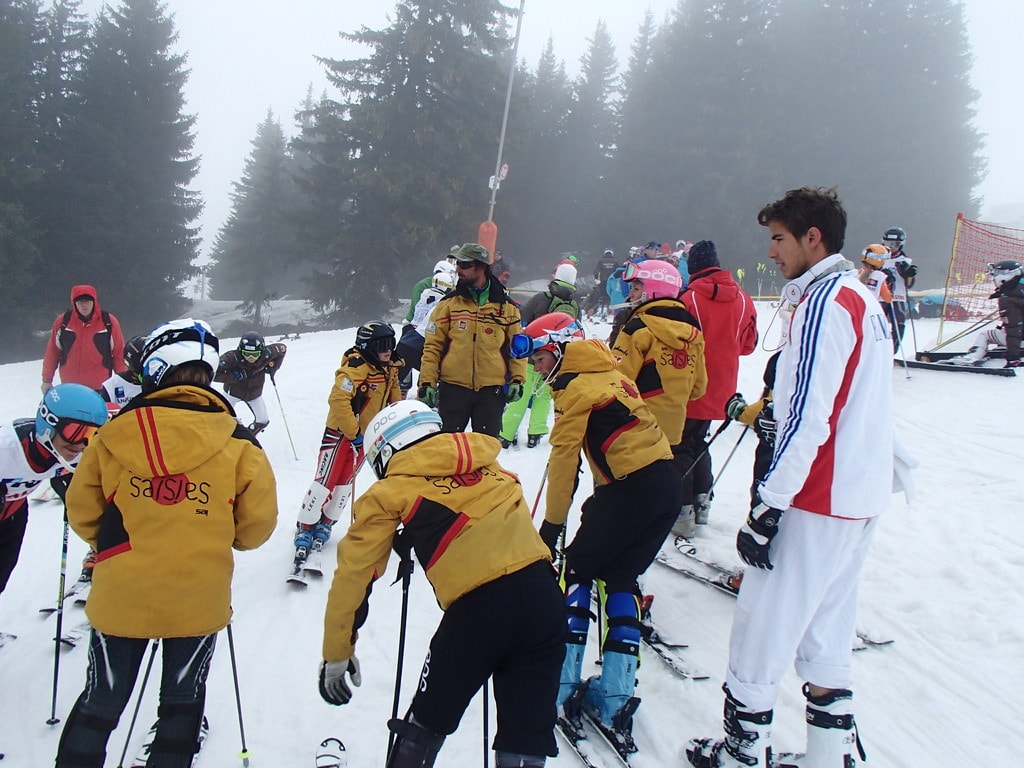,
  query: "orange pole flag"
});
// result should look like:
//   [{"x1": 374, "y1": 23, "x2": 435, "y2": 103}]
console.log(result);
[{"x1": 477, "y1": 221, "x2": 498, "y2": 263}]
